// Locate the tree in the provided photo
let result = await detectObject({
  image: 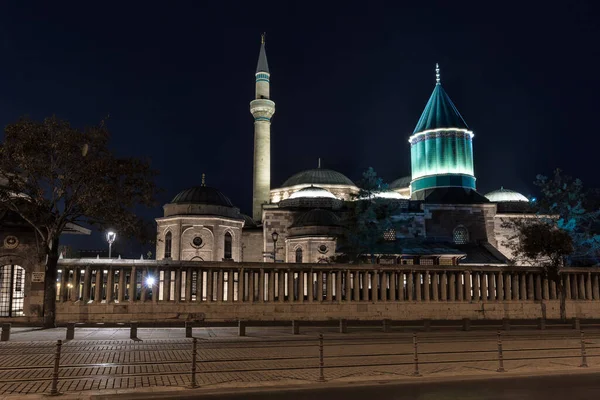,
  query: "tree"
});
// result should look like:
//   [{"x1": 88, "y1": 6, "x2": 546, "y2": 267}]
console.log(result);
[
  {"x1": 503, "y1": 169, "x2": 598, "y2": 320},
  {"x1": 0, "y1": 116, "x2": 158, "y2": 328},
  {"x1": 338, "y1": 167, "x2": 403, "y2": 263}
]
